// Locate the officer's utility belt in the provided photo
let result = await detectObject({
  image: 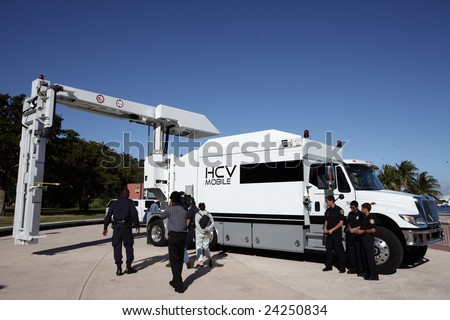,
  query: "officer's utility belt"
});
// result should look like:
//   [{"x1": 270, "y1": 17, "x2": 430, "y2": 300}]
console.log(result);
[{"x1": 114, "y1": 219, "x2": 128, "y2": 224}]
